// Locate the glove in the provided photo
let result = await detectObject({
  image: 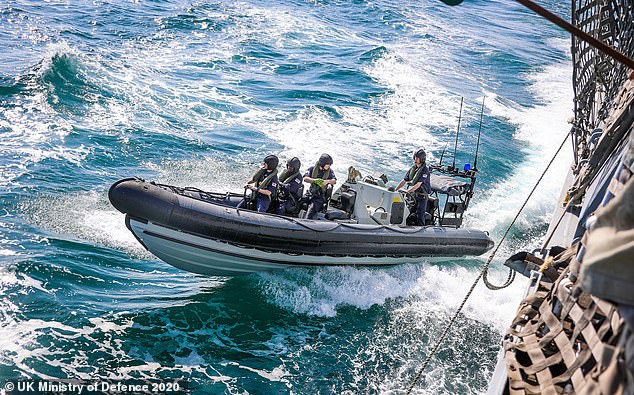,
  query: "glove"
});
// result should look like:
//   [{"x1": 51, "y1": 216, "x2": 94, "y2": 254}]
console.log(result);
[{"x1": 313, "y1": 178, "x2": 324, "y2": 187}]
